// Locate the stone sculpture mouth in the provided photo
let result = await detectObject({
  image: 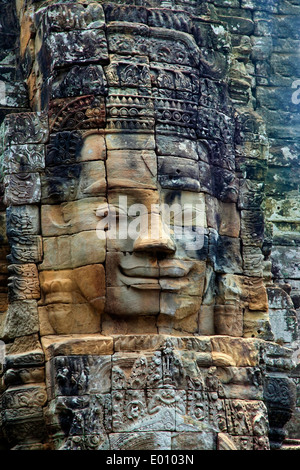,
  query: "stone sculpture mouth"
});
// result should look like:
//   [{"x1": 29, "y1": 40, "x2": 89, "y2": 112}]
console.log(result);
[{"x1": 119, "y1": 262, "x2": 192, "y2": 290}]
